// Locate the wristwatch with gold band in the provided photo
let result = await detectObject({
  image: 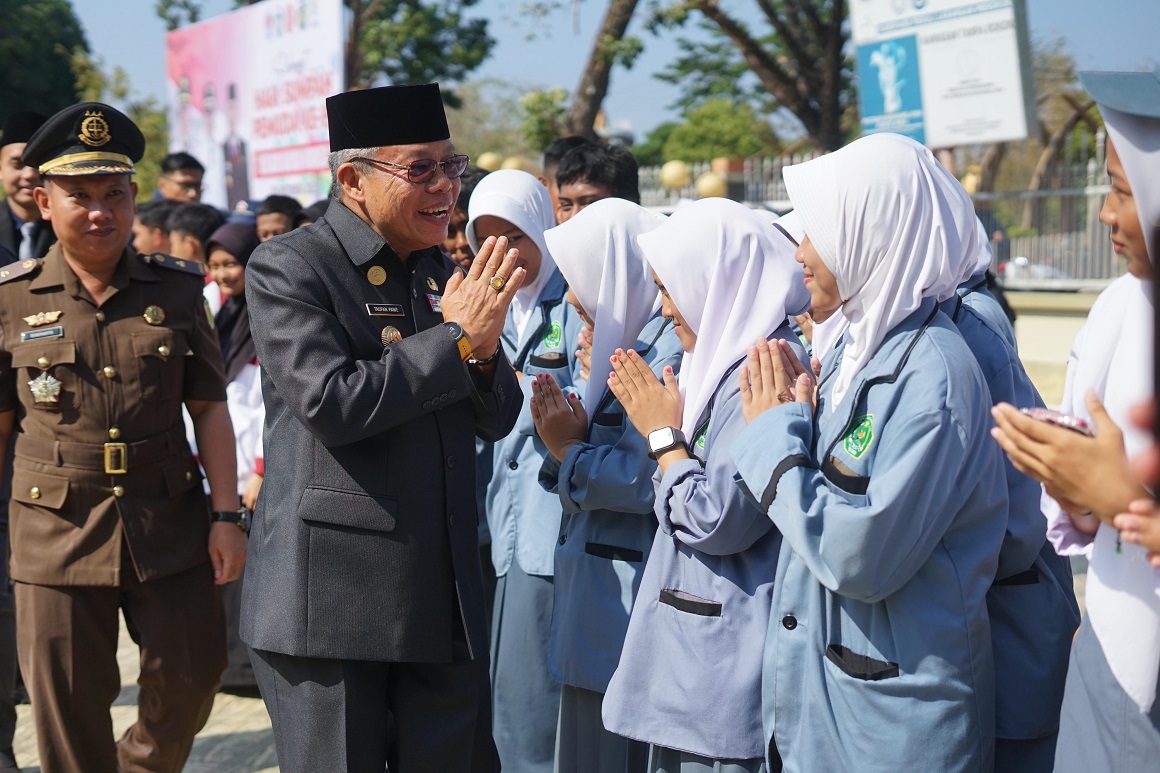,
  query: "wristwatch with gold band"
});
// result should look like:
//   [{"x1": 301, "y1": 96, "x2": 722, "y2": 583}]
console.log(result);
[{"x1": 444, "y1": 322, "x2": 473, "y2": 362}]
